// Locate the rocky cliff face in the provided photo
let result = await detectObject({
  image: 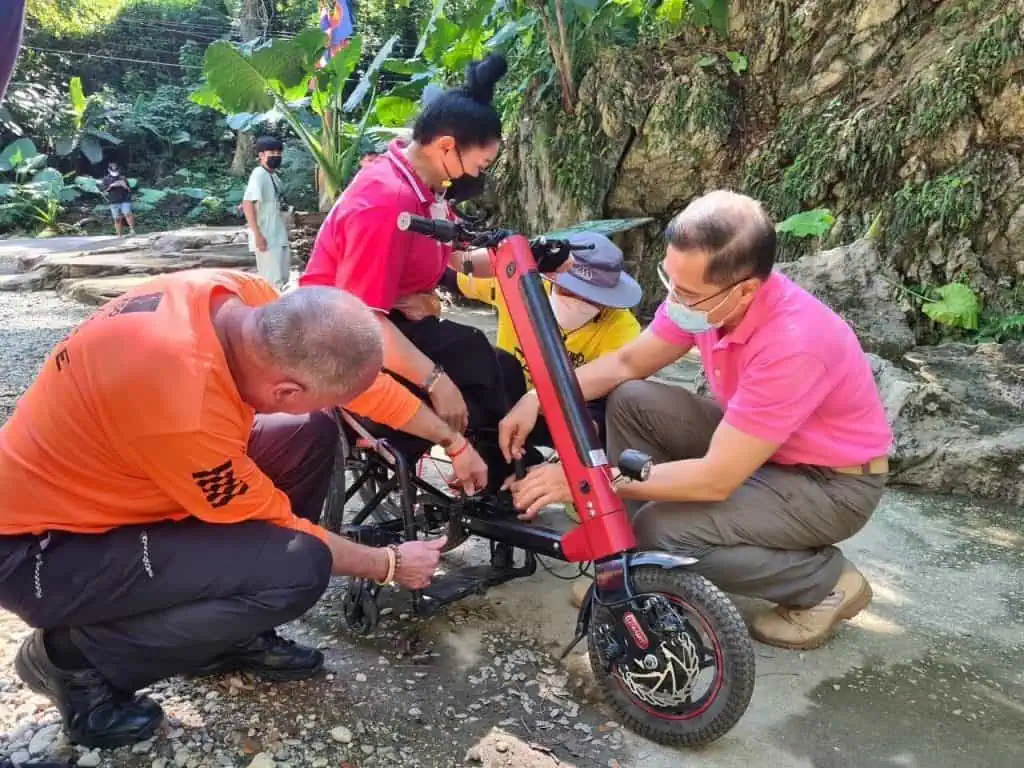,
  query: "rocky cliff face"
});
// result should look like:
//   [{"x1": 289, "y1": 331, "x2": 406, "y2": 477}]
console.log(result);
[{"x1": 498, "y1": 0, "x2": 1024, "y2": 325}]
